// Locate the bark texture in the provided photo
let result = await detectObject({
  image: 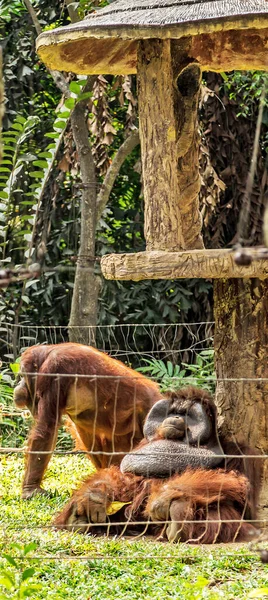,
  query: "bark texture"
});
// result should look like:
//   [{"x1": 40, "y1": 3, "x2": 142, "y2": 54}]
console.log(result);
[
  {"x1": 97, "y1": 129, "x2": 140, "y2": 221},
  {"x1": 101, "y1": 248, "x2": 268, "y2": 281},
  {"x1": 214, "y1": 279, "x2": 268, "y2": 519},
  {"x1": 137, "y1": 39, "x2": 203, "y2": 251},
  {"x1": 68, "y1": 97, "x2": 100, "y2": 345}
]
